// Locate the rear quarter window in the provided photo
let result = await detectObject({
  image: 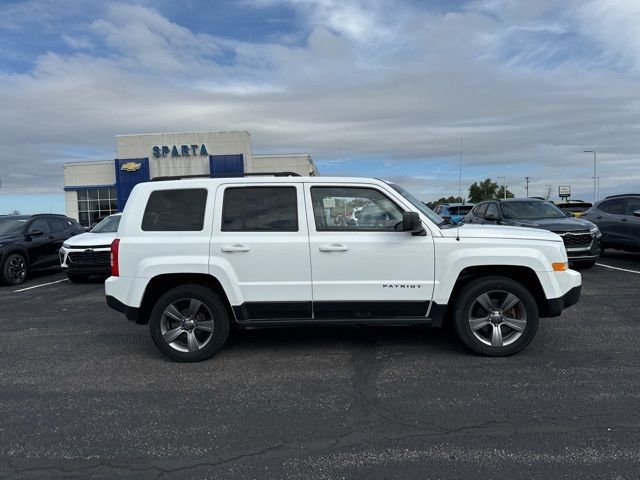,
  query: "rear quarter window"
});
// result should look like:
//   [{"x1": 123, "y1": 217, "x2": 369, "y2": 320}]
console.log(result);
[{"x1": 141, "y1": 189, "x2": 208, "y2": 231}]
